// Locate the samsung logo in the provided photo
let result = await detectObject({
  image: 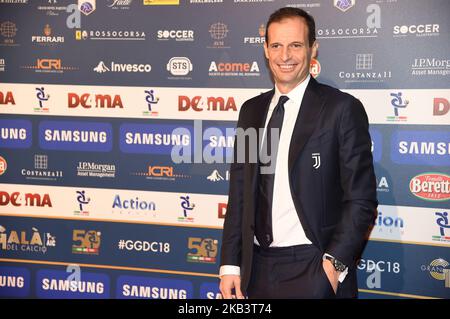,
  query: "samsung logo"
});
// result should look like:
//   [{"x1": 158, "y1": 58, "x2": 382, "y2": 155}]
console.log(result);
[
  {"x1": 399, "y1": 141, "x2": 449, "y2": 155},
  {"x1": 117, "y1": 275, "x2": 193, "y2": 299},
  {"x1": 122, "y1": 284, "x2": 186, "y2": 298},
  {"x1": 0, "y1": 120, "x2": 32, "y2": 149},
  {"x1": 36, "y1": 269, "x2": 110, "y2": 298},
  {"x1": 119, "y1": 124, "x2": 193, "y2": 155},
  {"x1": 41, "y1": 279, "x2": 104, "y2": 294},
  {"x1": 0, "y1": 267, "x2": 30, "y2": 297},
  {"x1": 44, "y1": 130, "x2": 107, "y2": 143},
  {"x1": 391, "y1": 130, "x2": 450, "y2": 166},
  {"x1": 0, "y1": 275, "x2": 24, "y2": 288},
  {"x1": 124, "y1": 133, "x2": 190, "y2": 146},
  {"x1": 39, "y1": 121, "x2": 112, "y2": 152}
]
